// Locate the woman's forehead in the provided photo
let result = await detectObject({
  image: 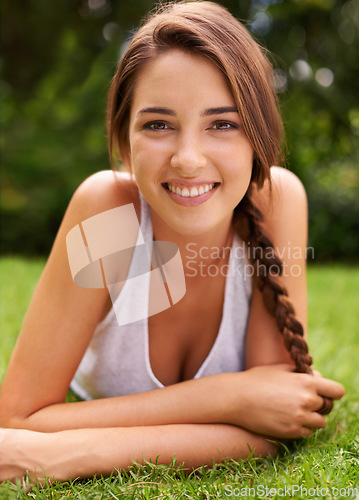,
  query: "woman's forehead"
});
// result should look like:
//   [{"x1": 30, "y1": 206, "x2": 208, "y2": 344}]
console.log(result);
[{"x1": 130, "y1": 49, "x2": 236, "y2": 113}]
